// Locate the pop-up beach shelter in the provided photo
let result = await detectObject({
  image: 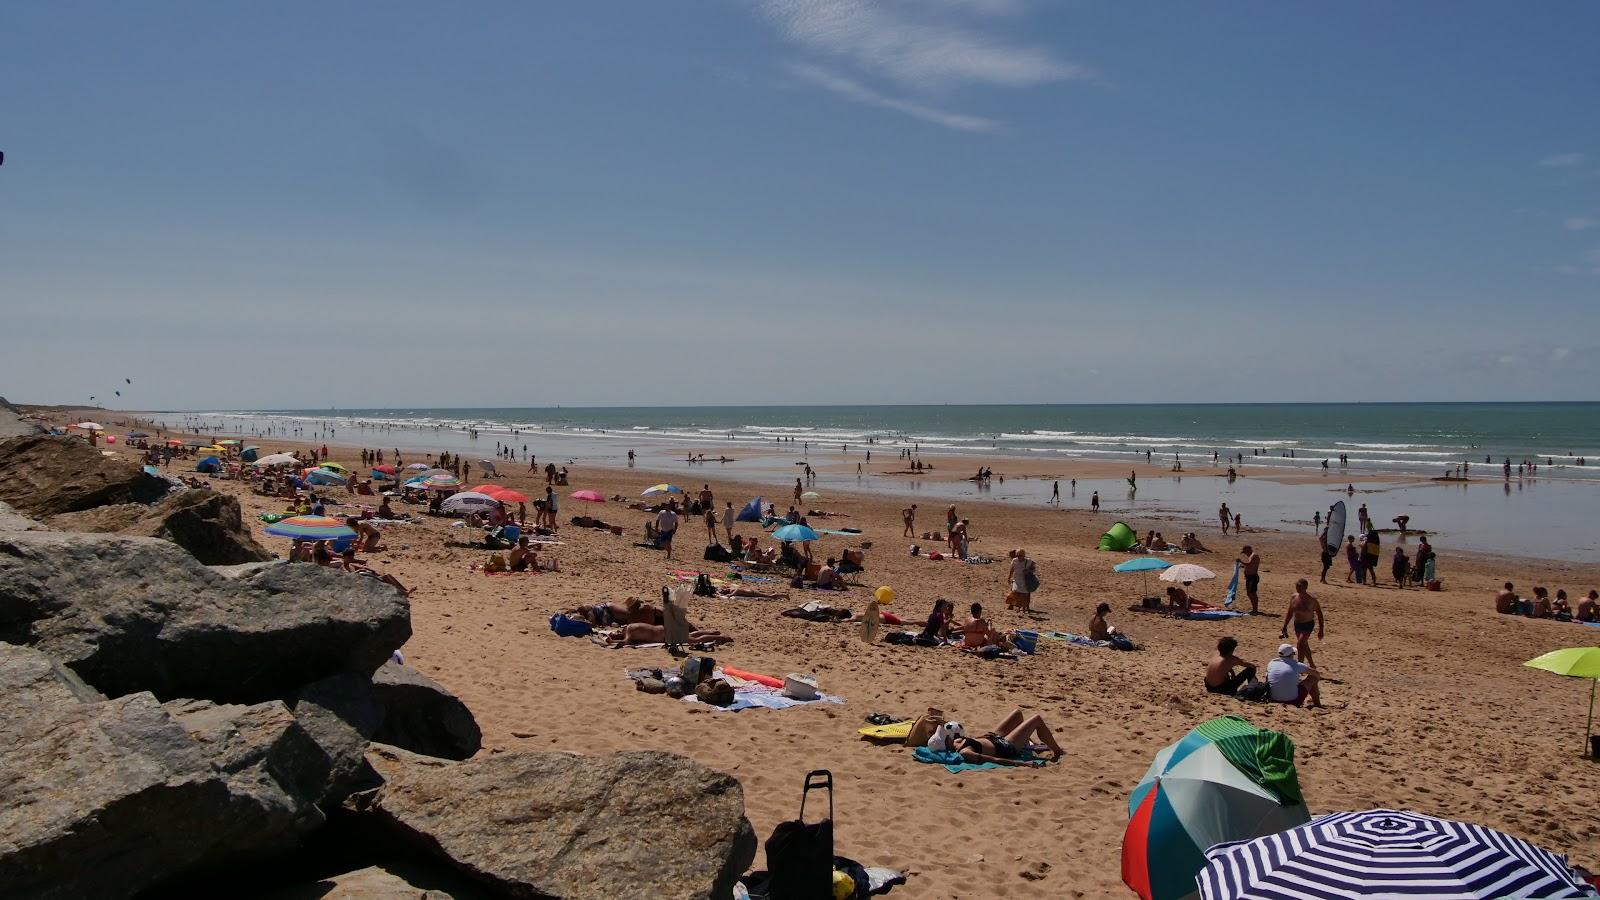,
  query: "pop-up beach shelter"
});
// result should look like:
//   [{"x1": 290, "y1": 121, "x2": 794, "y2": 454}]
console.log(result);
[
  {"x1": 1098, "y1": 521, "x2": 1138, "y2": 551},
  {"x1": 737, "y1": 497, "x2": 764, "y2": 523}
]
